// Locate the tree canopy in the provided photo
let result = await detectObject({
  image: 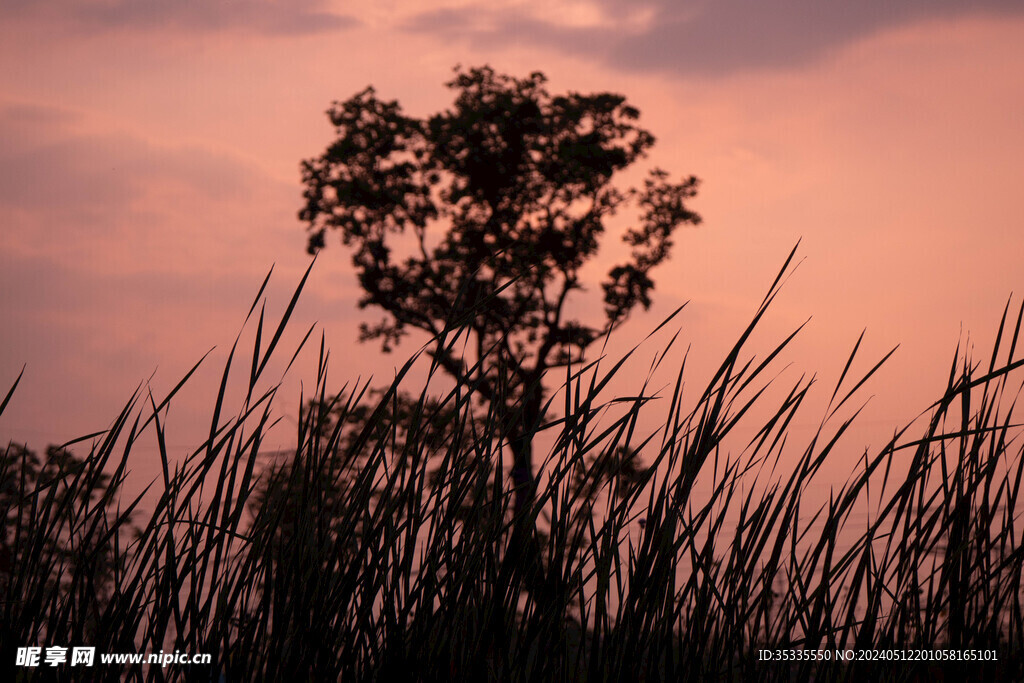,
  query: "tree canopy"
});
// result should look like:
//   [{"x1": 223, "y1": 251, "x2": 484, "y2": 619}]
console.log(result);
[{"x1": 299, "y1": 65, "x2": 700, "y2": 511}]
